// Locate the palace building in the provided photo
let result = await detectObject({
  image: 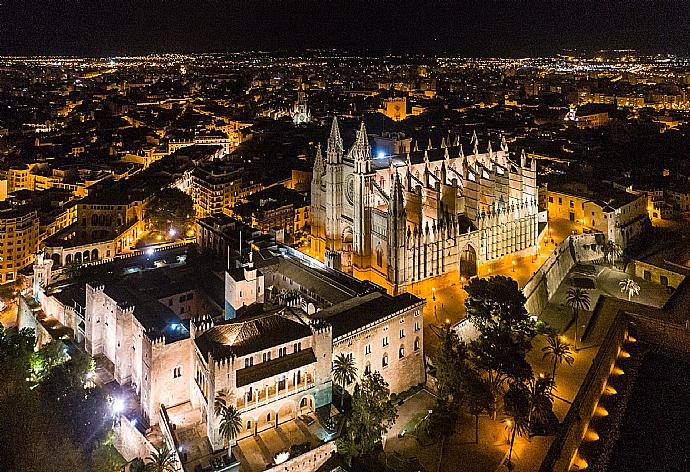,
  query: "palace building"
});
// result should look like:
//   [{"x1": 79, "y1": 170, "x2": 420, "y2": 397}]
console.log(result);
[
  {"x1": 310, "y1": 118, "x2": 540, "y2": 294},
  {"x1": 26, "y1": 236, "x2": 425, "y2": 469}
]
